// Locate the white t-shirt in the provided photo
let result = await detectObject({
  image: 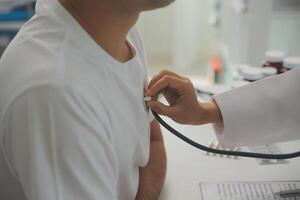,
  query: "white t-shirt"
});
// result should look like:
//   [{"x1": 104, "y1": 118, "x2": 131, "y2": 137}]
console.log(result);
[{"x1": 0, "y1": 0, "x2": 152, "y2": 199}]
